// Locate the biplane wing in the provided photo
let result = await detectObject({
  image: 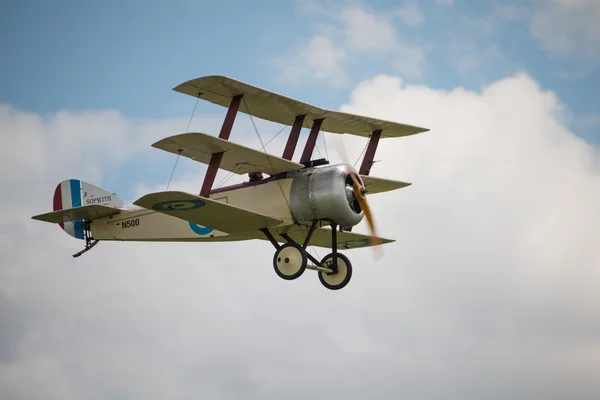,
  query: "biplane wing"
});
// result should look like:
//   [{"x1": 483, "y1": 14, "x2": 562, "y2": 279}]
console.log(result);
[
  {"x1": 284, "y1": 225, "x2": 394, "y2": 249},
  {"x1": 32, "y1": 204, "x2": 121, "y2": 224},
  {"x1": 360, "y1": 175, "x2": 411, "y2": 194},
  {"x1": 133, "y1": 191, "x2": 282, "y2": 234},
  {"x1": 152, "y1": 132, "x2": 304, "y2": 175},
  {"x1": 252, "y1": 224, "x2": 394, "y2": 249},
  {"x1": 173, "y1": 75, "x2": 429, "y2": 138}
]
